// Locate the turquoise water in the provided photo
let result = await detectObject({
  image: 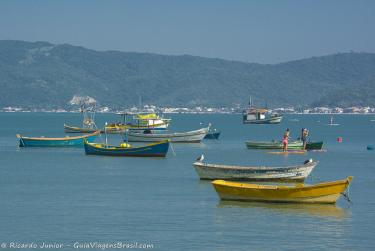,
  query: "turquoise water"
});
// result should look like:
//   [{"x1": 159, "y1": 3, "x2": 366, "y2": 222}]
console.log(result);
[{"x1": 0, "y1": 113, "x2": 374, "y2": 250}]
